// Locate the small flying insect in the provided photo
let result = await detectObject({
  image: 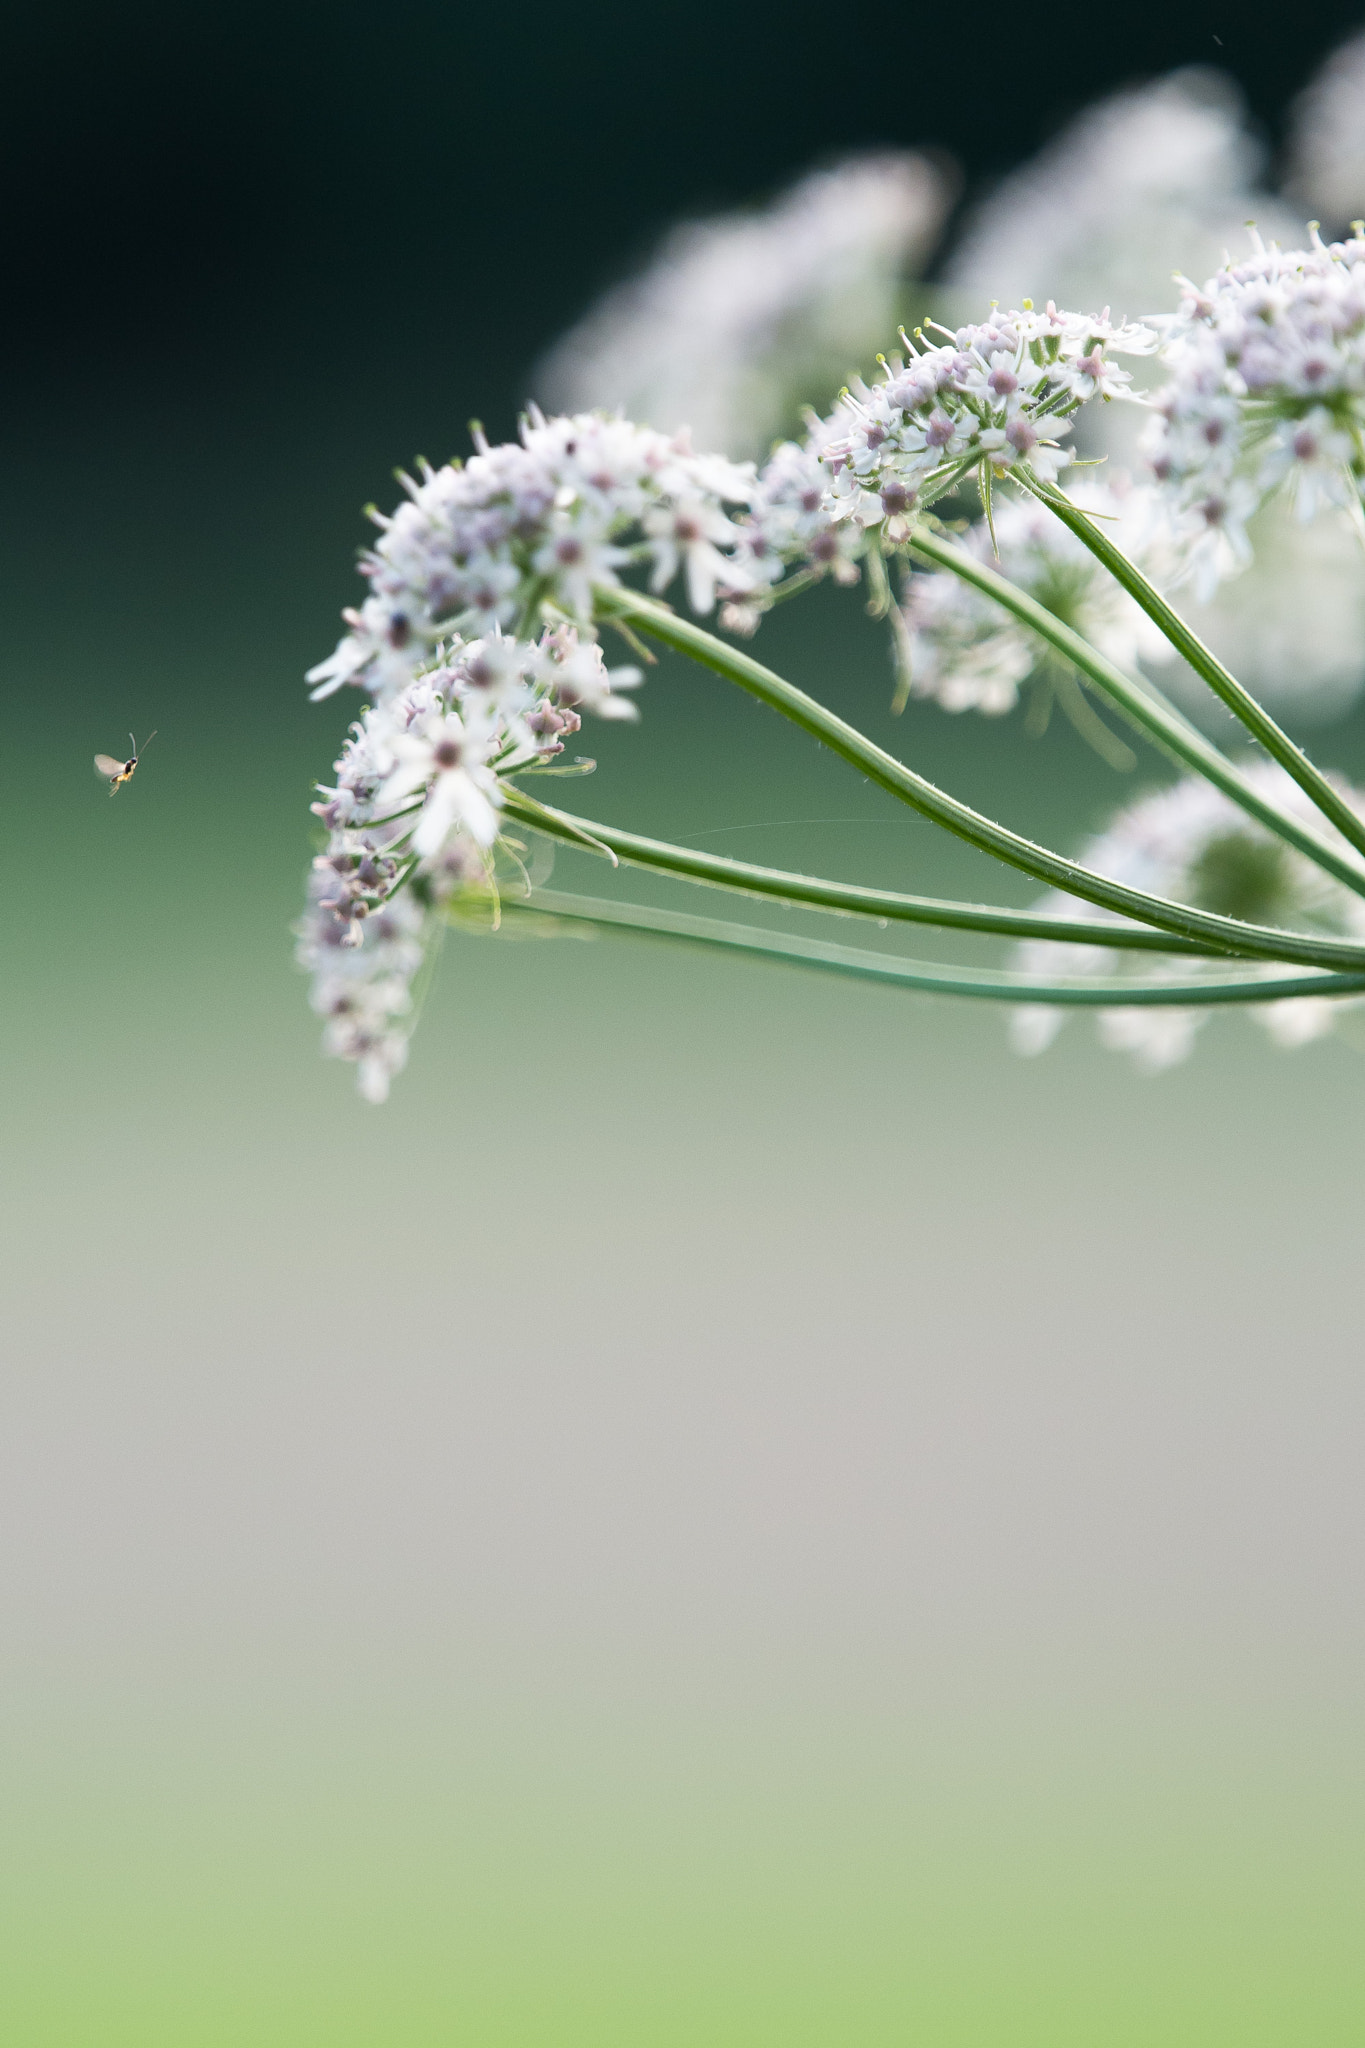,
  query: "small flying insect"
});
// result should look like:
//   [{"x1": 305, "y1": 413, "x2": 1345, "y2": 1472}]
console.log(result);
[{"x1": 94, "y1": 731, "x2": 157, "y2": 795}]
